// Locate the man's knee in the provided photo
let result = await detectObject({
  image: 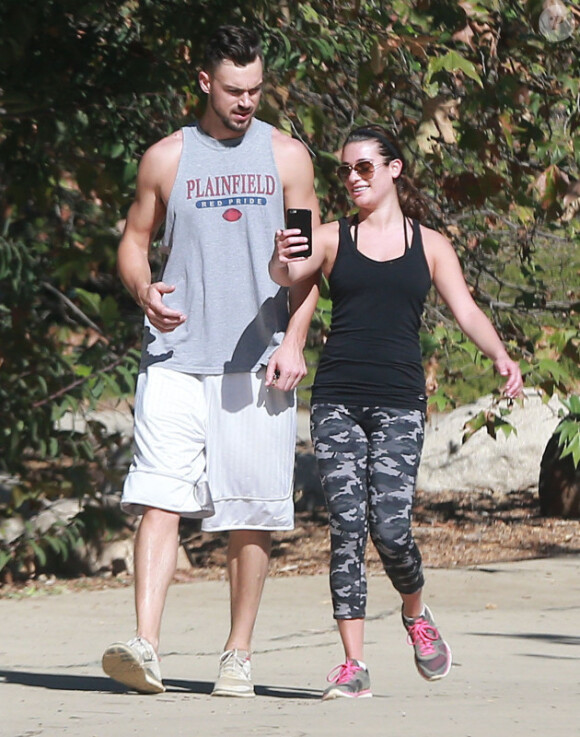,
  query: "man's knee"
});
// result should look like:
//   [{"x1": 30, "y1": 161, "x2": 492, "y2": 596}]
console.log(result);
[
  {"x1": 141, "y1": 506, "x2": 181, "y2": 525},
  {"x1": 137, "y1": 507, "x2": 181, "y2": 546},
  {"x1": 228, "y1": 528, "x2": 272, "y2": 553}
]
